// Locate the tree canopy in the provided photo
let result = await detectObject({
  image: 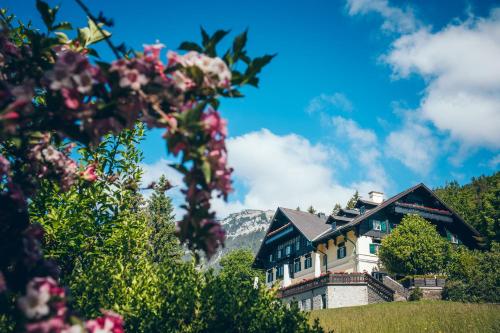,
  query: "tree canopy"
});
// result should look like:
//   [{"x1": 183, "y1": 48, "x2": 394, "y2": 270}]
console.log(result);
[{"x1": 379, "y1": 214, "x2": 450, "y2": 275}]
